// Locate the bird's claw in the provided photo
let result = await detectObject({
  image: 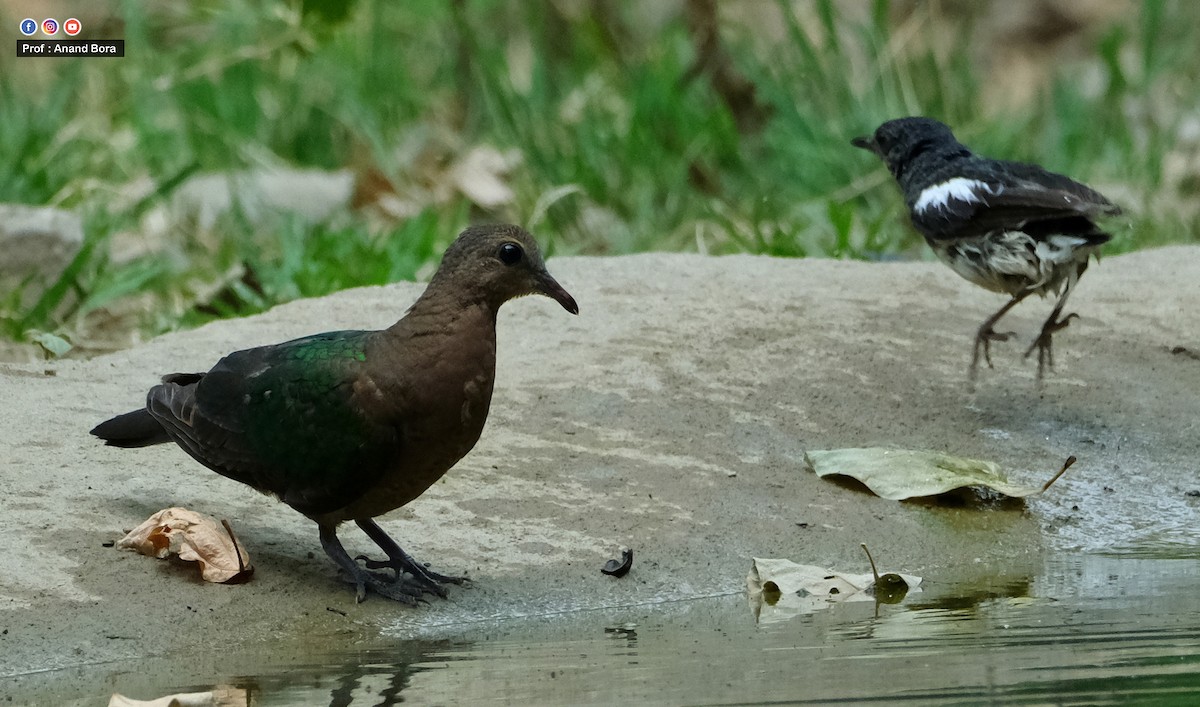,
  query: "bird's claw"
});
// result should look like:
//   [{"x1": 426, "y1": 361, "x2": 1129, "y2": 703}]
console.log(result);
[
  {"x1": 347, "y1": 568, "x2": 429, "y2": 605},
  {"x1": 1024, "y1": 312, "x2": 1079, "y2": 379},
  {"x1": 352, "y1": 553, "x2": 467, "y2": 598},
  {"x1": 981, "y1": 328, "x2": 1016, "y2": 367},
  {"x1": 970, "y1": 327, "x2": 1018, "y2": 379}
]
